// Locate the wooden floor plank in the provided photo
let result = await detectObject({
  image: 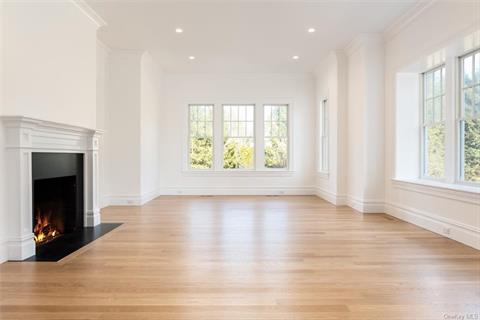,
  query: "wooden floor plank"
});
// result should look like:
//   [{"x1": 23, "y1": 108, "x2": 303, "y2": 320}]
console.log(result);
[{"x1": 0, "y1": 196, "x2": 479, "y2": 319}]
